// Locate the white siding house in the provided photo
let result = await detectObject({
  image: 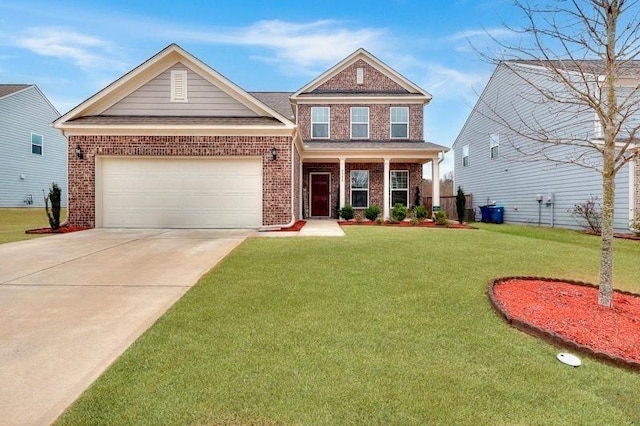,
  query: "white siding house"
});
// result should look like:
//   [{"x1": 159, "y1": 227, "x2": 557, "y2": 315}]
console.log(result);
[
  {"x1": 453, "y1": 62, "x2": 638, "y2": 232},
  {"x1": 0, "y1": 85, "x2": 67, "y2": 207}
]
